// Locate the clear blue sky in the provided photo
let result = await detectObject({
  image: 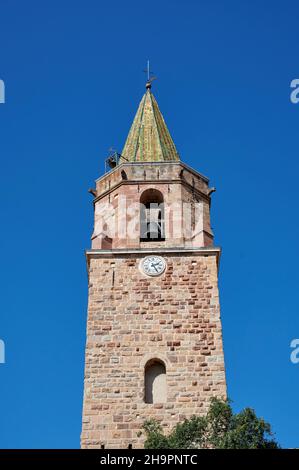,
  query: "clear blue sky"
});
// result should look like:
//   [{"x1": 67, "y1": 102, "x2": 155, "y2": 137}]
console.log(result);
[{"x1": 0, "y1": 0, "x2": 298, "y2": 449}]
